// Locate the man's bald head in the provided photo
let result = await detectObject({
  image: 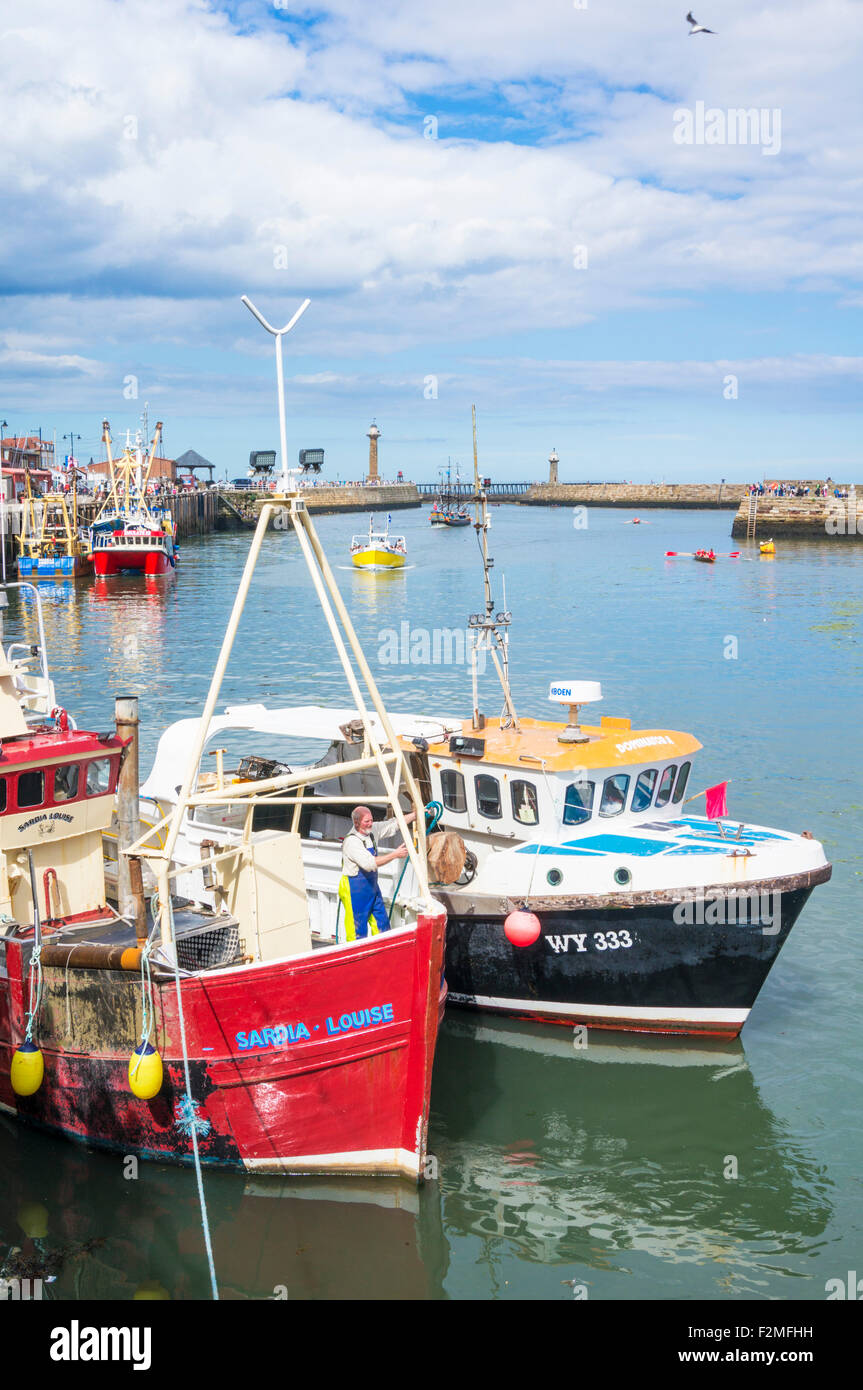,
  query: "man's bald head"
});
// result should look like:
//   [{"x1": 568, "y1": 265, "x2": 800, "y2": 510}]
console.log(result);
[{"x1": 352, "y1": 805, "x2": 372, "y2": 830}]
